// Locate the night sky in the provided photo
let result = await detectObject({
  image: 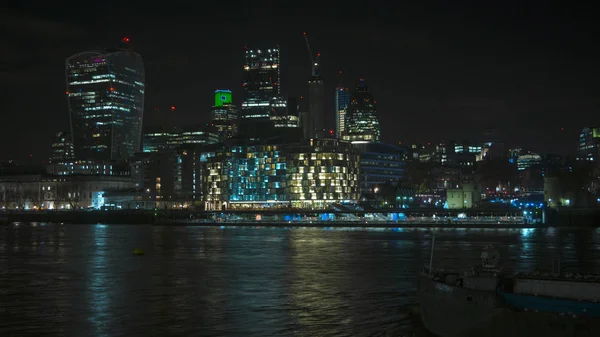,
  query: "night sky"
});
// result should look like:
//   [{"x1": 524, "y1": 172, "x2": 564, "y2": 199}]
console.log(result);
[{"x1": 1, "y1": 1, "x2": 599, "y2": 163}]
